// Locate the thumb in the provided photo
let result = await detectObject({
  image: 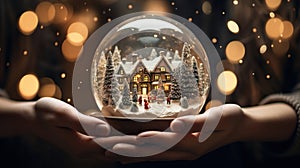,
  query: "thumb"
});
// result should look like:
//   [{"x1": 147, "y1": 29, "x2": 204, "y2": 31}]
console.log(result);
[{"x1": 35, "y1": 97, "x2": 110, "y2": 137}]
